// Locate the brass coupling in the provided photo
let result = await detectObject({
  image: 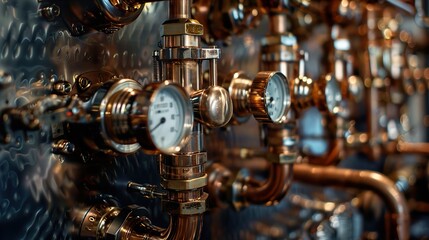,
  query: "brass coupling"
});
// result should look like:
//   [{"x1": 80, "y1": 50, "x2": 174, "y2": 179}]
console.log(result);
[
  {"x1": 162, "y1": 192, "x2": 208, "y2": 215},
  {"x1": 162, "y1": 19, "x2": 204, "y2": 36},
  {"x1": 162, "y1": 152, "x2": 207, "y2": 167},
  {"x1": 160, "y1": 151, "x2": 208, "y2": 215},
  {"x1": 161, "y1": 153, "x2": 207, "y2": 179},
  {"x1": 161, "y1": 174, "x2": 208, "y2": 190}
]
